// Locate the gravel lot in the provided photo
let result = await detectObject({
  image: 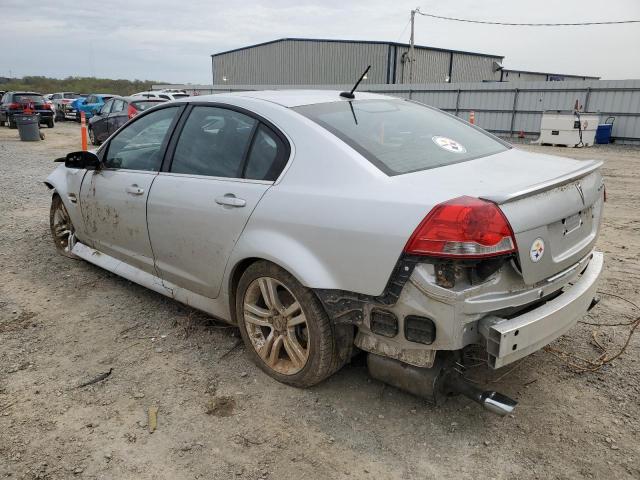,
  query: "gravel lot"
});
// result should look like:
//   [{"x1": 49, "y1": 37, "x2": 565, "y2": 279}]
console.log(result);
[{"x1": 1, "y1": 122, "x2": 639, "y2": 479}]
